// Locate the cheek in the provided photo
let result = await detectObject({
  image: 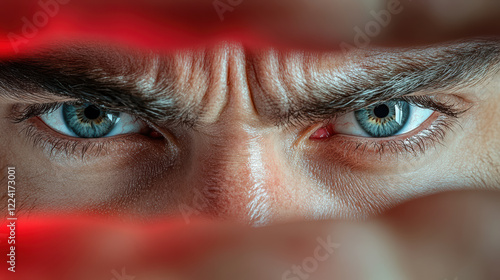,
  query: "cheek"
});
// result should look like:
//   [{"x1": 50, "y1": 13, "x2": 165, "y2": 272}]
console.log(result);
[
  {"x1": 1, "y1": 130, "x2": 178, "y2": 213},
  {"x1": 296, "y1": 137, "x2": 480, "y2": 218}
]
